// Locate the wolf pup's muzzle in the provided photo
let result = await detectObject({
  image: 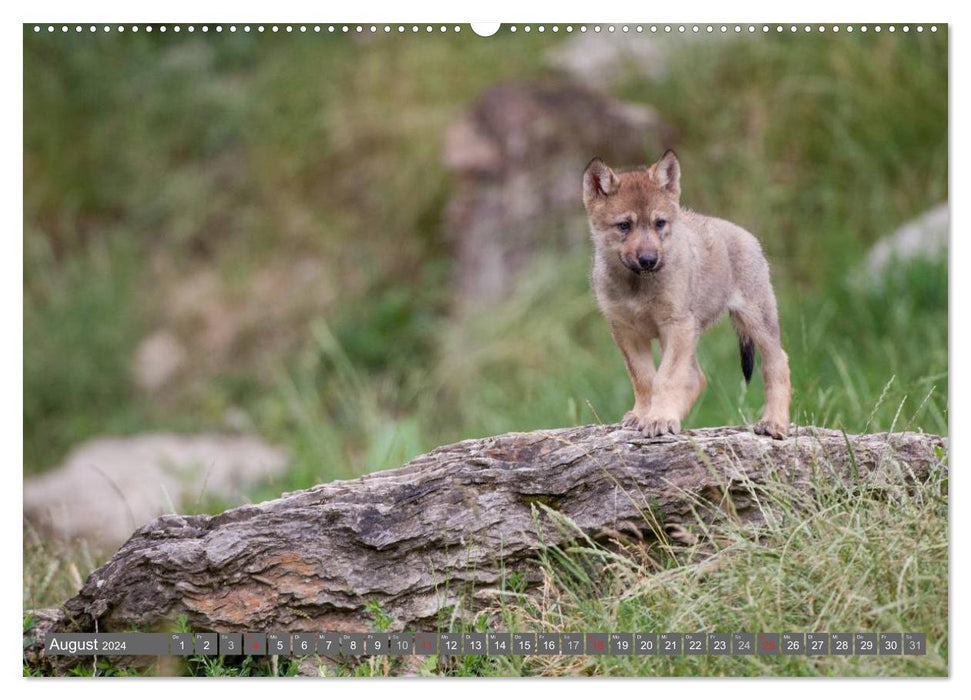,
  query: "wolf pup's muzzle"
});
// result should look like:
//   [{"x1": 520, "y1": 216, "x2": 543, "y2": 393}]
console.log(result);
[{"x1": 622, "y1": 253, "x2": 663, "y2": 274}]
